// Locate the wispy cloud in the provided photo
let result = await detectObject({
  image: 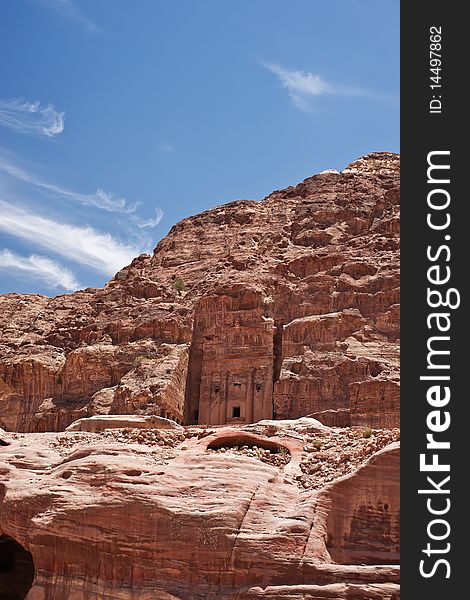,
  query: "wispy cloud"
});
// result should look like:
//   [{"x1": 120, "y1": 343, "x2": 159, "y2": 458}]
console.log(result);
[
  {"x1": 262, "y1": 62, "x2": 331, "y2": 111},
  {"x1": 0, "y1": 154, "x2": 137, "y2": 214},
  {"x1": 0, "y1": 200, "x2": 141, "y2": 276},
  {"x1": 262, "y1": 62, "x2": 393, "y2": 111},
  {"x1": 38, "y1": 0, "x2": 100, "y2": 34},
  {"x1": 136, "y1": 208, "x2": 164, "y2": 229},
  {"x1": 0, "y1": 98, "x2": 64, "y2": 137},
  {"x1": 0, "y1": 249, "x2": 80, "y2": 291}
]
